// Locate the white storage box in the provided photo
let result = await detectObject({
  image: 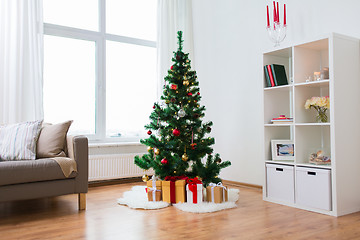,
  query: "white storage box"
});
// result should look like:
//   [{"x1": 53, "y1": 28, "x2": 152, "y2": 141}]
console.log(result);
[
  {"x1": 266, "y1": 163, "x2": 295, "y2": 203},
  {"x1": 296, "y1": 167, "x2": 332, "y2": 211}
]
